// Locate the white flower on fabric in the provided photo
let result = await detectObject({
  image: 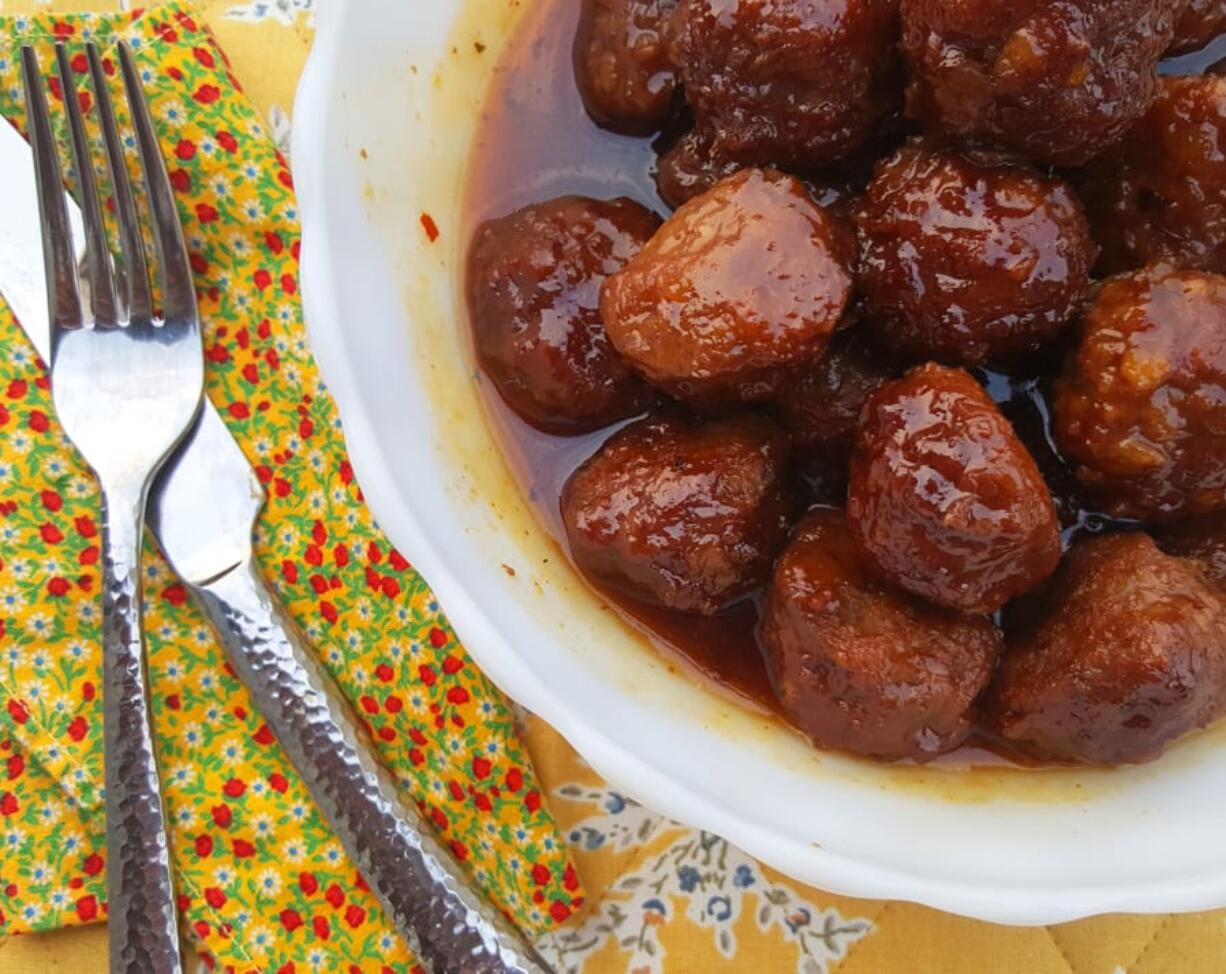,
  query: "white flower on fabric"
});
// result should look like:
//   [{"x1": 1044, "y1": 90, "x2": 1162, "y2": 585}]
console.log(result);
[
  {"x1": 160, "y1": 99, "x2": 187, "y2": 125},
  {"x1": 265, "y1": 104, "x2": 293, "y2": 154},
  {"x1": 169, "y1": 763, "x2": 195, "y2": 786},
  {"x1": 248, "y1": 924, "x2": 274, "y2": 949},
  {"x1": 221, "y1": 737, "x2": 244, "y2": 767},
  {"x1": 281, "y1": 840, "x2": 304, "y2": 864},
  {"x1": 224, "y1": 0, "x2": 315, "y2": 27},
  {"x1": 542, "y1": 784, "x2": 875, "y2": 974}
]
